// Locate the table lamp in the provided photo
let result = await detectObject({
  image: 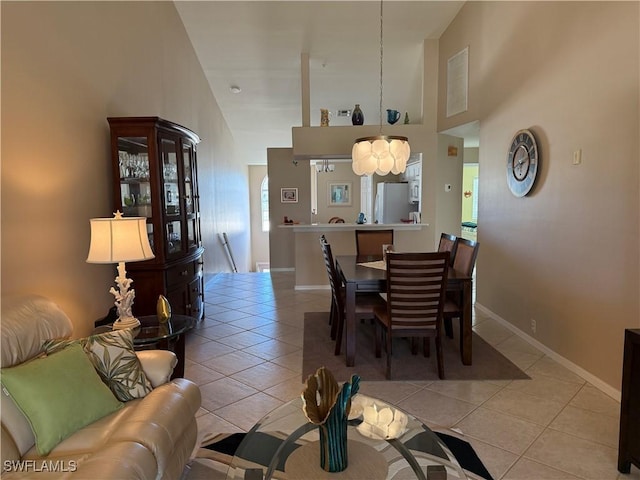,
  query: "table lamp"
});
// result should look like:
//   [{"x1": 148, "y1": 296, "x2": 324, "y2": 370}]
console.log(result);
[{"x1": 86, "y1": 211, "x2": 154, "y2": 330}]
